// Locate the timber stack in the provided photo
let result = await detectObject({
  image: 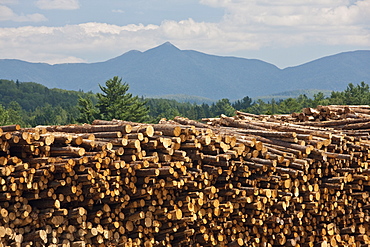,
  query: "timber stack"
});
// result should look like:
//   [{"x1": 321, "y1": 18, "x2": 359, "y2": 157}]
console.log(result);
[{"x1": 1, "y1": 105, "x2": 370, "y2": 247}]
